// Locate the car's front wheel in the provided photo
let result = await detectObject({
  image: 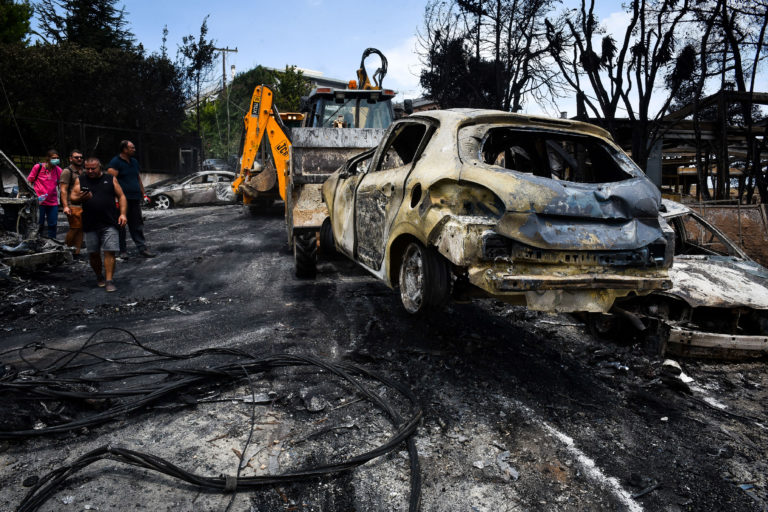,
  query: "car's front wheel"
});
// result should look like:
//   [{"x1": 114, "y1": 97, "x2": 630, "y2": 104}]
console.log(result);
[
  {"x1": 153, "y1": 194, "x2": 172, "y2": 210},
  {"x1": 398, "y1": 242, "x2": 450, "y2": 314}
]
